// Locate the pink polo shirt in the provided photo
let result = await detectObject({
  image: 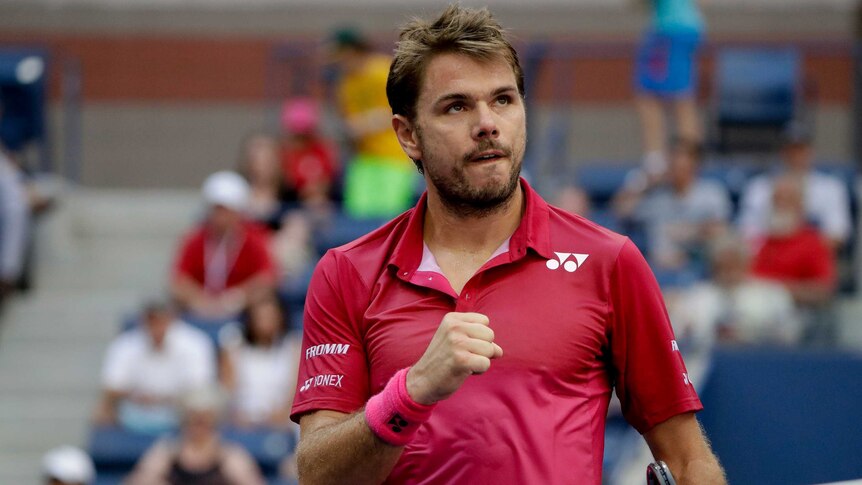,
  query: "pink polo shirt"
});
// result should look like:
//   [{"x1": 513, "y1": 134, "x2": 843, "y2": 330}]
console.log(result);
[{"x1": 292, "y1": 178, "x2": 701, "y2": 484}]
